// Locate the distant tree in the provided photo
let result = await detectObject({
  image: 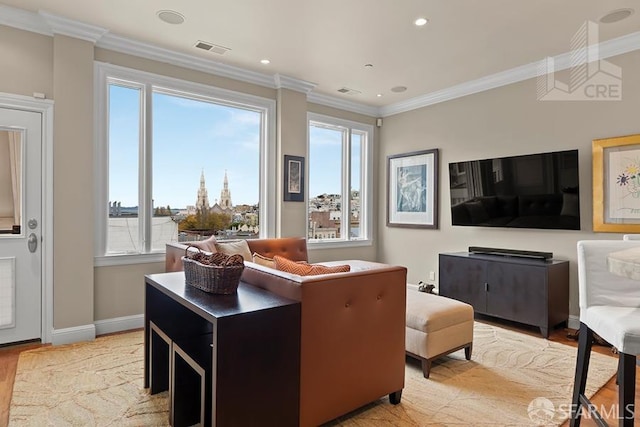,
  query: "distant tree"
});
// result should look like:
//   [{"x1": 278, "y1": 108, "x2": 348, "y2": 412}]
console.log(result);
[
  {"x1": 179, "y1": 208, "x2": 232, "y2": 233},
  {"x1": 154, "y1": 205, "x2": 173, "y2": 216},
  {"x1": 178, "y1": 215, "x2": 198, "y2": 231}
]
